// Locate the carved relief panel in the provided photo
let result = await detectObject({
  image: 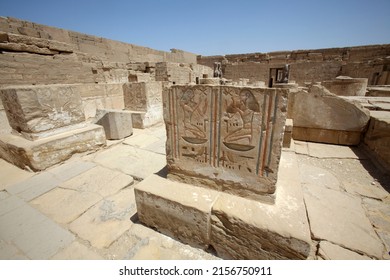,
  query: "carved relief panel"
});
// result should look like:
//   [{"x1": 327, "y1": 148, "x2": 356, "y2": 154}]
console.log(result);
[{"x1": 164, "y1": 85, "x2": 288, "y2": 202}]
